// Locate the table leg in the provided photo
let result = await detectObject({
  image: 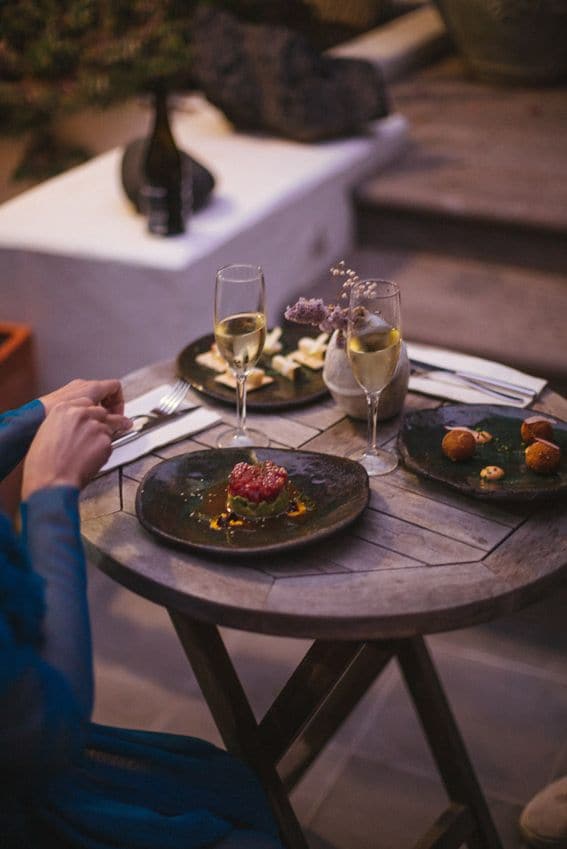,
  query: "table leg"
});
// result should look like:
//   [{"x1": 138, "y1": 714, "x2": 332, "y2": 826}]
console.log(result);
[
  {"x1": 169, "y1": 610, "x2": 310, "y2": 849},
  {"x1": 395, "y1": 636, "x2": 504, "y2": 849},
  {"x1": 168, "y1": 610, "x2": 501, "y2": 849},
  {"x1": 260, "y1": 640, "x2": 393, "y2": 791}
]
